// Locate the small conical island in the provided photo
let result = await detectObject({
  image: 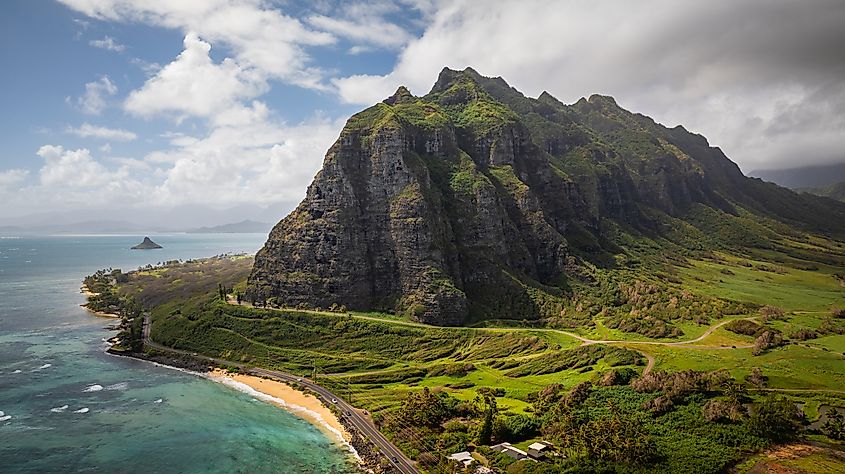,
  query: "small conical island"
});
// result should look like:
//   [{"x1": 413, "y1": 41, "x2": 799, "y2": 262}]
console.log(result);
[{"x1": 131, "y1": 237, "x2": 162, "y2": 250}]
